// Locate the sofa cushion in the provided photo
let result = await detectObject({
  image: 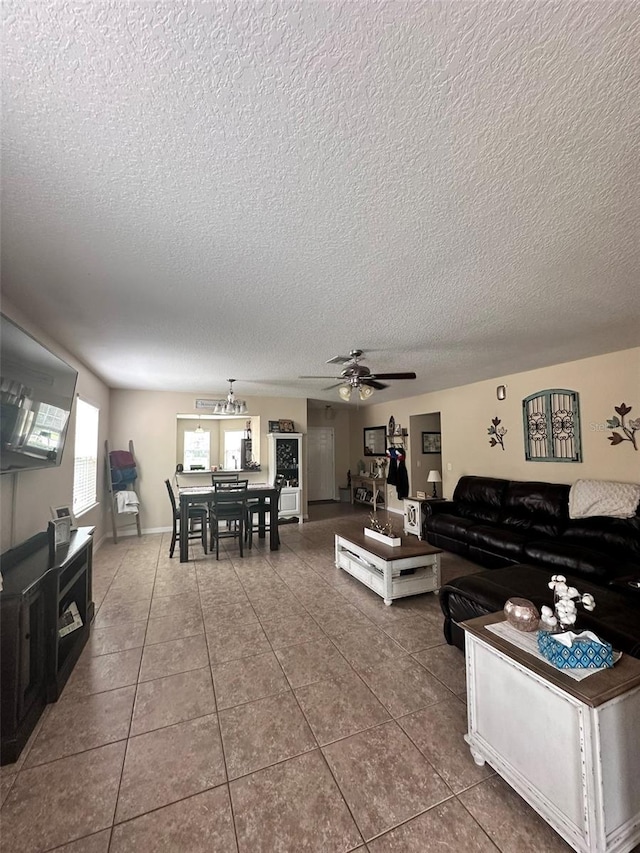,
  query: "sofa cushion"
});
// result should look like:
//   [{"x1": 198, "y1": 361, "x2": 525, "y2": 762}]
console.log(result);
[
  {"x1": 452, "y1": 476, "x2": 508, "y2": 524},
  {"x1": 500, "y1": 480, "x2": 570, "y2": 537},
  {"x1": 427, "y1": 513, "x2": 478, "y2": 540},
  {"x1": 466, "y1": 524, "x2": 528, "y2": 560},
  {"x1": 523, "y1": 539, "x2": 637, "y2": 583},
  {"x1": 562, "y1": 513, "x2": 640, "y2": 561}
]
